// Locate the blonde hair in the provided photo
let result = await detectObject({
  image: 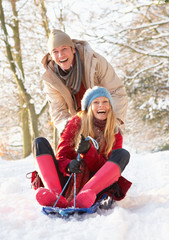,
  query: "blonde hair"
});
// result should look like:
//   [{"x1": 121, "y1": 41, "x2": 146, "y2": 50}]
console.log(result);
[{"x1": 75, "y1": 105, "x2": 116, "y2": 157}]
